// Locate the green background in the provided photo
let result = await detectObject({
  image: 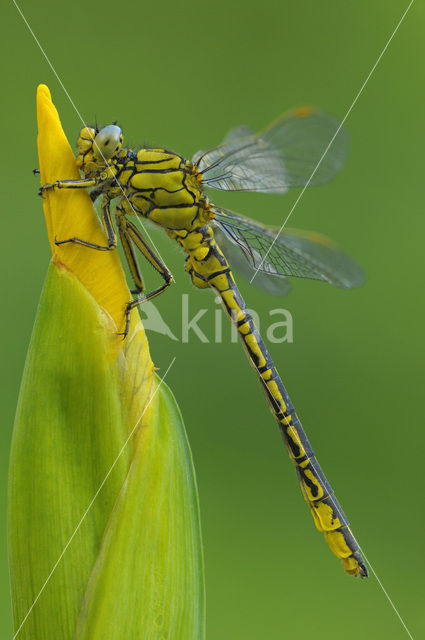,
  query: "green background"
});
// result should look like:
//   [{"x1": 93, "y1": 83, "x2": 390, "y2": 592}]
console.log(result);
[{"x1": 1, "y1": 1, "x2": 424, "y2": 637}]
